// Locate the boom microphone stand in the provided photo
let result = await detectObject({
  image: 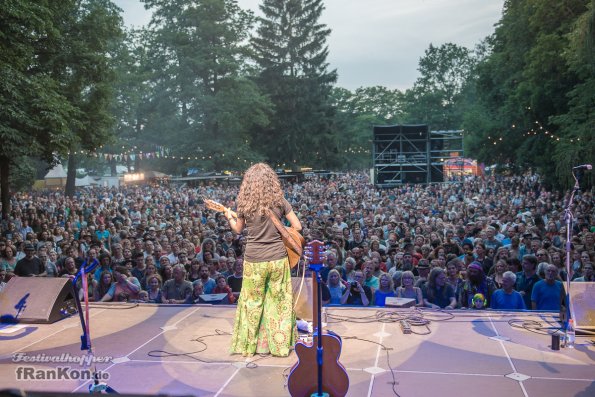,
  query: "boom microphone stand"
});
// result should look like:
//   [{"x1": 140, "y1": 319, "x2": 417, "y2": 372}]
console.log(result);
[{"x1": 562, "y1": 165, "x2": 591, "y2": 339}]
